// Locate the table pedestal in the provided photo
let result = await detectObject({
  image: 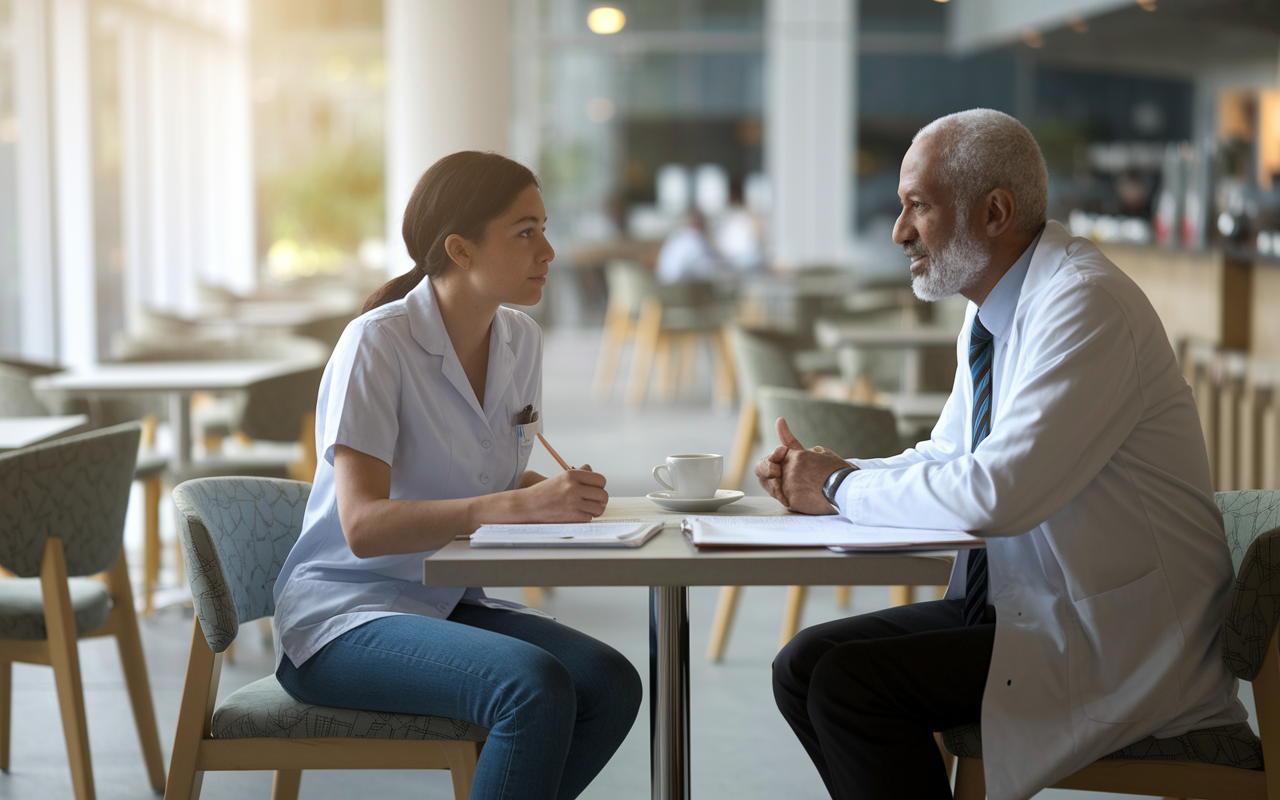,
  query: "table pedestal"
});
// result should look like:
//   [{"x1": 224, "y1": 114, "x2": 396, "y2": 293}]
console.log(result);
[{"x1": 649, "y1": 585, "x2": 690, "y2": 800}]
